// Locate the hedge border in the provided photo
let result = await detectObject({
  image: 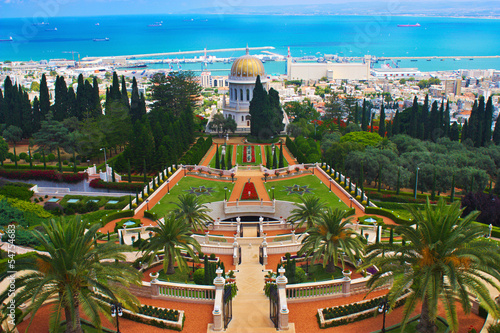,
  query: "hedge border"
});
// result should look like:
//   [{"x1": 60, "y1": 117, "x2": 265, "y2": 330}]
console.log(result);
[
  {"x1": 101, "y1": 210, "x2": 134, "y2": 226},
  {"x1": 364, "y1": 207, "x2": 412, "y2": 225}
]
